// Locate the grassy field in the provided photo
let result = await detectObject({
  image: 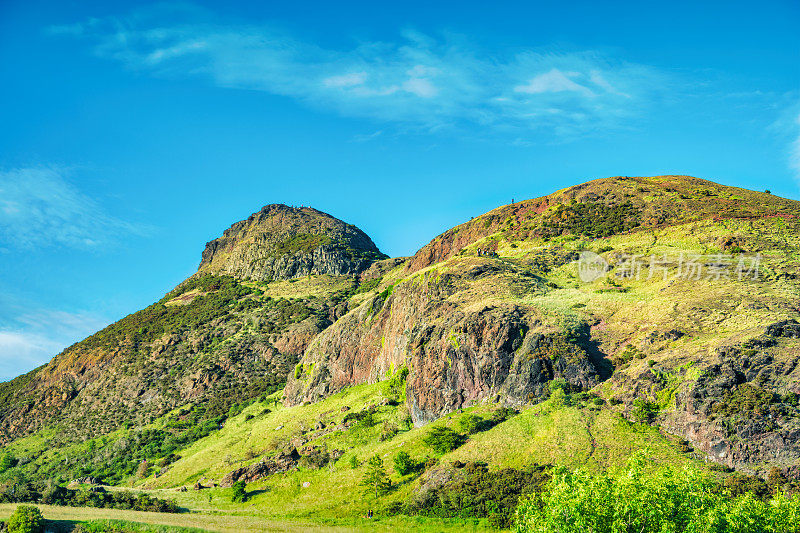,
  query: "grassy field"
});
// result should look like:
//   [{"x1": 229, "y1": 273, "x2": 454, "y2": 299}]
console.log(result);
[{"x1": 0, "y1": 503, "x2": 486, "y2": 532}]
